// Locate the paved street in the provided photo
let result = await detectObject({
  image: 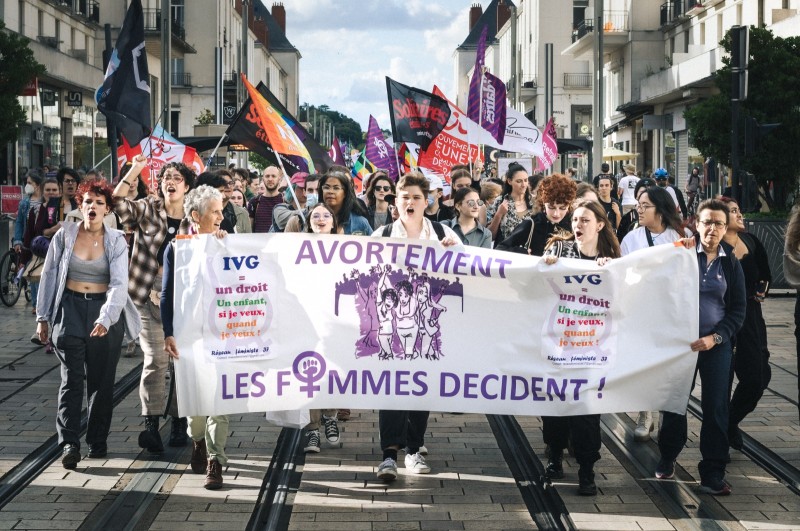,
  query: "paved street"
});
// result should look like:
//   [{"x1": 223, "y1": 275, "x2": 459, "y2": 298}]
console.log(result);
[{"x1": 0, "y1": 292, "x2": 797, "y2": 530}]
